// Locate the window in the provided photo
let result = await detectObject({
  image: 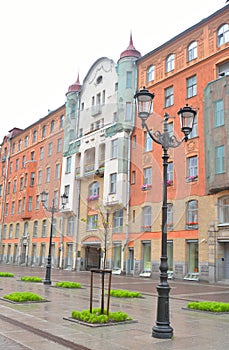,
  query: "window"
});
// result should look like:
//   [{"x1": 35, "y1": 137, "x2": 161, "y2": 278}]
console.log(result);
[
  {"x1": 23, "y1": 222, "x2": 29, "y2": 236},
  {"x1": 42, "y1": 220, "x2": 47, "y2": 237},
  {"x1": 42, "y1": 125, "x2": 46, "y2": 138},
  {"x1": 3, "y1": 225, "x2": 7, "y2": 238},
  {"x1": 52, "y1": 218, "x2": 57, "y2": 237},
  {"x1": 55, "y1": 163, "x2": 61, "y2": 180},
  {"x1": 15, "y1": 159, "x2": 19, "y2": 171},
  {"x1": 64, "y1": 185, "x2": 70, "y2": 198},
  {"x1": 187, "y1": 75, "x2": 197, "y2": 98},
  {"x1": 88, "y1": 181, "x2": 100, "y2": 200},
  {"x1": 113, "y1": 209, "x2": 123, "y2": 233},
  {"x1": 22, "y1": 155, "x2": 26, "y2": 168},
  {"x1": 218, "y1": 196, "x2": 229, "y2": 224},
  {"x1": 28, "y1": 196, "x2": 32, "y2": 211},
  {"x1": 46, "y1": 167, "x2": 51, "y2": 182},
  {"x1": 126, "y1": 71, "x2": 132, "y2": 88},
  {"x1": 38, "y1": 170, "x2": 42, "y2": 185},
  {"x1": 143, "y1": 167, "x2": 152, "y2": 186},
  {"x1": 9, "y1": 224, "x2": 13, "y2": 238},
  {"x1": 165, "y1": 86, "x2": 174, "y2": 107},
  {"x1": 133, "y1": 135, "x2": 136, "y2": 148},
  {"x1": 50, "y1": 120, "x2": 55, "y2": 133},
  {"x1": 217, "y1": 24, "x2": 229, "y2": 47},
  {"x1": 9, "y1": 162, "x2": 12, "y2": 174},
  {"x1": 125, "y1": 102, "x2": 132, "y2": 121},
  {"x1": 33, "y1": 221, "x2": 38, "y2": 237},
  {"x1": 215, "y1": 145, "x2": 225, "y2": 174},
  {"x1": 24, "y1": 135, "x2": 29, "y2": 147},
  {"x1": 25, "y1": 173, "x2": 28, "y2": 187},
  {"x1": 67, "y1": 216, "x2": 74, "y2": 235},
  {"x1": 30, "y1": 172, "x2": 35, "y2": 186},
  {"x1": 33, "y1": 130, "x2": 37, "y2": 143},
  {"x1": 16, "y1": 223, "x2": 20, "y2": 238},
  {"x1": 111, "y1": 139, "x2": 118, "y2": 158},
  {"x1": 187, "y1": 156, "x2": 198, "y2": 180},
  {"x1": 189, "y1": 115, "x2": 198, "y2": 138},
  {"x1": 186, "y1": 200, "x2": 198, "y2": 228},
  {"x1": 166, "y1": 54, "x2": 174, "y2": 72},
  {"x1": 131, "y1": 170, "x2": 136, "y2": 184},
  {"x1": 187, "y1": 41, "x2": 197, "y2": 61},
  {"x1": 144, "y1": 131, "x2": 152, "y2": 152},
  {"x1": 35, "y1": 195, "x2": 40, "y2": 209},
  {"x1": 18, "y1": 139, "x2": 22, "y2": 151},
  {"x1": 12, "y1": 143, "x2": 15, "y2": 153},
  {"x1": 110, "y1": 173, "x2": 117, "y2": 193},
  {"x1": 31, "y1": 151, "x2": 35, "y2": 160},
  {"x1": 167, "y1": 204, "x2": 173, "y2": 230},
  {"x1": 167, "y1": 162, "x2": 173, "y2": 186},
  {"x1": 54, "y1": 190, "x2": 59, "y2": 207},
  {"x1": 7, "y1": 181, "x2": 11, "y2": 194},
  {"x1": 146, "y1": 65, "x2": 155, "y2": 82},
  {"x1": 13, "y1": 179, "x2": 17, "y2": 193},
  {"x1": 102, "y1": 90, "x2": 105, "y2": 104},
  {"x1": 59, "y1": 115, "x2": 64, "y2": 129},
  {"x1": 40, "y1": 147, "x2": 44, "y2": 160},
  {"x1": 0, "y1": 185, "x2": 2, "y2": 196},
  {"x1": 4, "y1": 203, "x2": 8, "y2": 215},
  {"x1": 87, "y1": 214, "x2": 98, "y2": 230},
  {"x1": 142, "y1": 206, "x2": 152, "y2": 231},
  {"x1": 66, "y1": 157, "x2": 72, "y2": 173},
  {"x1": 48, "y1": 142, "x2": 53, "y2": 156},
  {"x1": 57, "y1": 138, "x2": 62, "y2": 153},
  {"x1": 11, "y1": 202, "x2": 15, "y2": 215},
  {"x1": 214, "y1": 100, "x2": 224, "y2": 127}
]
